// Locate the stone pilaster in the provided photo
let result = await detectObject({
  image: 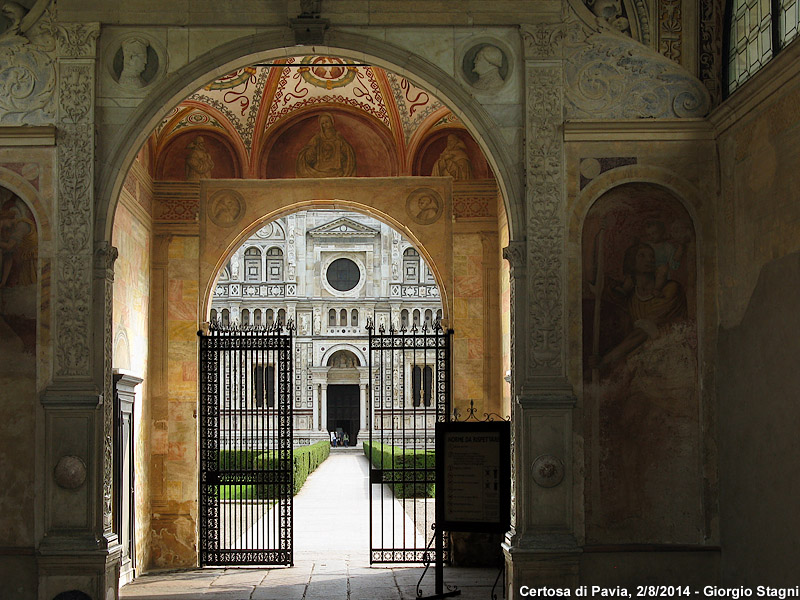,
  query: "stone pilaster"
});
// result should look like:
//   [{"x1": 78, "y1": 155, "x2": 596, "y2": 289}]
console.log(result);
[
  {"x1": 502, "y1": 18, "x2": 580, "y2": 593},
  {"x1": 39, "y1": 20, "x2": 122, "y2": 600}
]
